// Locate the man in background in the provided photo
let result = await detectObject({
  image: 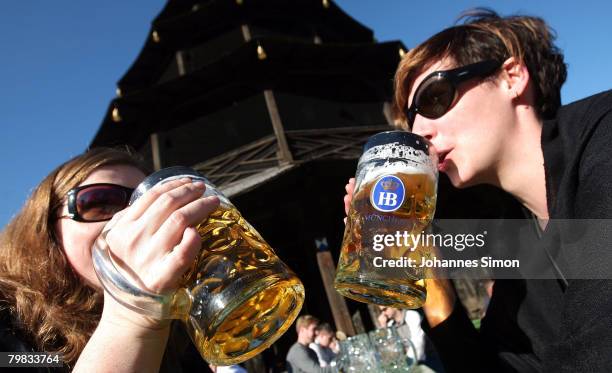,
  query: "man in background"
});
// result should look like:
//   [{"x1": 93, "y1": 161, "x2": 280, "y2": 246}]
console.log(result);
[
  {"x1": 286, "y1": 315, "x2": 333, "y2": 373},
  {"x1": 308, "y1": 323, "x2": 336, "y2": 367}
]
